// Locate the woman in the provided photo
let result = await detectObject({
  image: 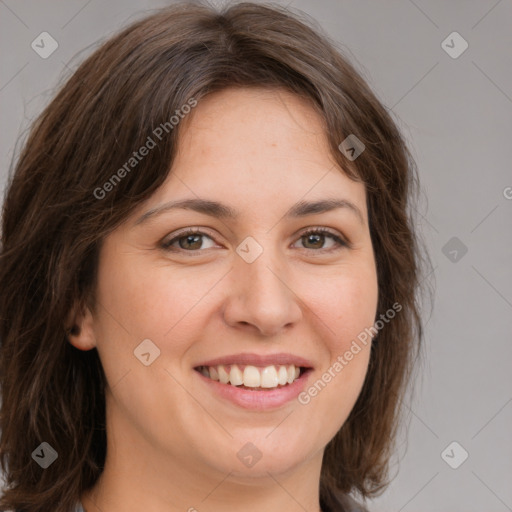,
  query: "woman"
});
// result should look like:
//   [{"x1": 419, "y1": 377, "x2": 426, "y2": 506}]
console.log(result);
[{"x1": 0, "y1": 2, "x2": 428, "y2": 511}]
